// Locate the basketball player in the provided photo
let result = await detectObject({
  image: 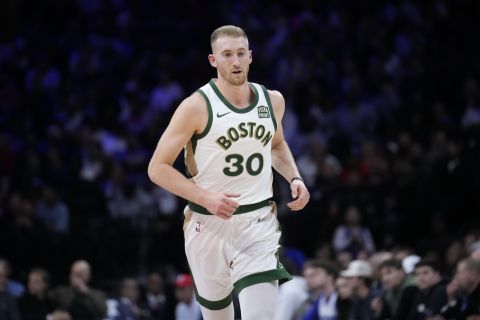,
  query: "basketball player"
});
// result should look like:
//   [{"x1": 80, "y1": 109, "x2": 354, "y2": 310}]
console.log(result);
[{"x1": 148, "y1": 25, "x2": 310, "y2": 320}]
